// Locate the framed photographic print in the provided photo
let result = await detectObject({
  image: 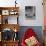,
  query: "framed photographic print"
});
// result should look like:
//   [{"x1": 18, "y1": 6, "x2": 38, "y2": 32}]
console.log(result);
[
  {"x1": 2, "y1": 10, "x2": 9, "y2": 15},
  {"x1": 10, "y1": 11, "x2": 15, "y2": 15},
  {"x1": 10, "y1": 11, "x2": 17, "y2": 15},
  {"x1": 9, "y1": 10, "x2": 18, "y2": 15},
  {"x1": 25, "y1": 6, "x2": 36, "y2": 20}
]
